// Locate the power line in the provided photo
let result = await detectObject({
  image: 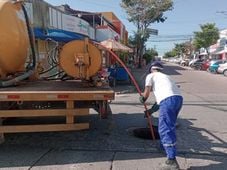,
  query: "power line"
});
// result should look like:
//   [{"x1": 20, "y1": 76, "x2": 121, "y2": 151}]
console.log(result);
[
  {"x1": 148, "y1": 34, "x2": 193, "y2": 42},
  {"x1": 152, "y1": 34, "x2": 193, "y2": 36},
  {"x1": 216, "y1": 10, "x2": 227, "y2": 16},
  {"x1": 150, "y1": 35, "x2": 193, "y2": 39},
  {"x1": 148, "y1": 38, "x2": 190, "y2": 42}
]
